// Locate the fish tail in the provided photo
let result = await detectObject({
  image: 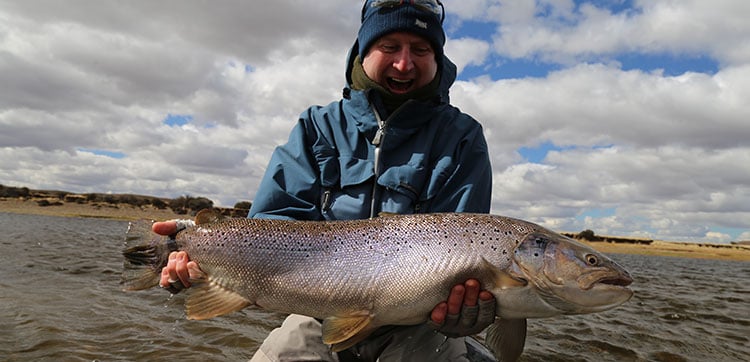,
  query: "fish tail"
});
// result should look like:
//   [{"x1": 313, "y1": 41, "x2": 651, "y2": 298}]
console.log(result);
[{"x1": 120, "y1": 220, "x2": 173, "y2": 291}]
